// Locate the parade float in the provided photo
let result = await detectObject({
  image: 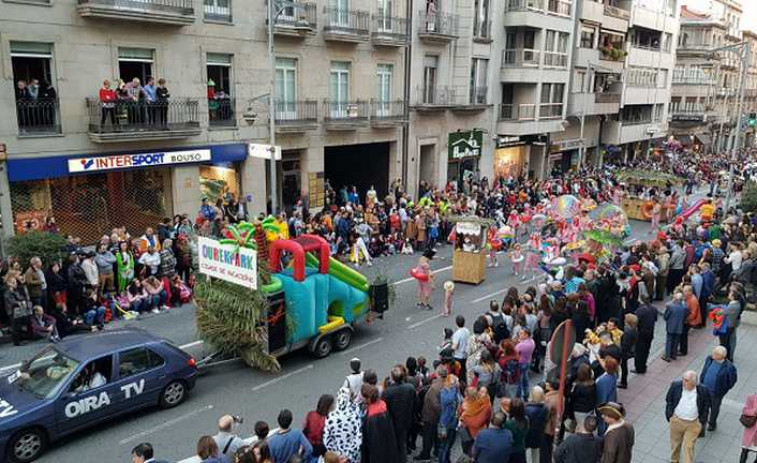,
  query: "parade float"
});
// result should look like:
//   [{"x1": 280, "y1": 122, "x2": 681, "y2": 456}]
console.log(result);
[
  {"x1": 194, "y1": 219, "x2": 387, "y2": 371},
  {"x1": 449, "y1": 216, "x2": 491, "y2": 284},
  {"x1": 615, "y1": 170, "x2": 682, "y2": 221}
]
